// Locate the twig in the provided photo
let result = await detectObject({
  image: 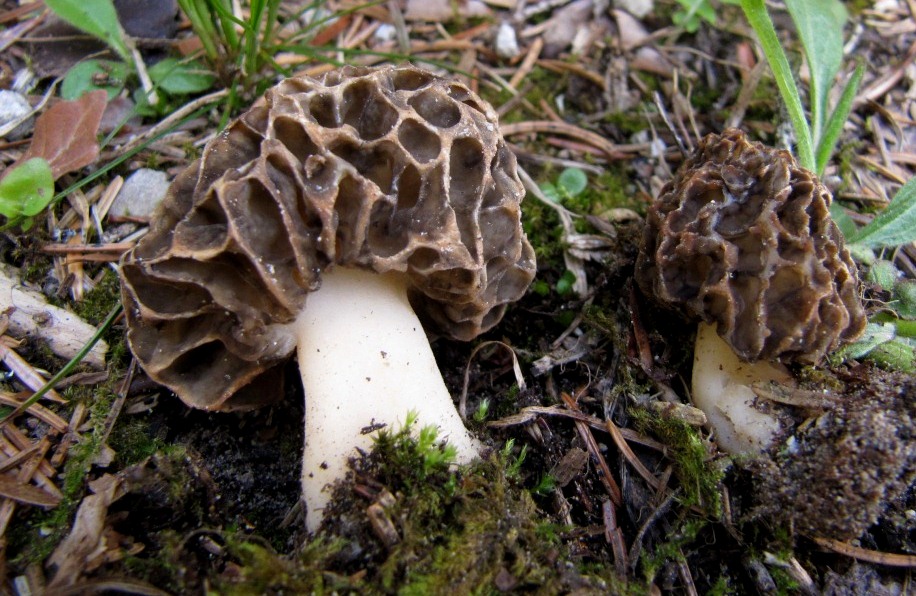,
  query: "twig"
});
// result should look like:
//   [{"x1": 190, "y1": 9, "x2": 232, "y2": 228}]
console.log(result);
[
  {"x1": 812, "y1": 536, "x2": 916, "y2": 568},
  {"x1": 560, "y1": 392, "x2": 622, "y2": 506},
  {"x1": 117, "y1": 89, "x2": 230, "y2": 156},
  {"x1": 488, "y1": 404, "x2": 668, "y2": 452},
  {"x1": 605, "y1": 418, "x2": 660, "y2": 491},
  {"x1": 502, "y1": 120, "x2": 624, "y2": 161},
  {"x1": 0, "y1": 304, "x2": 122, "y2": 429},
  {"x1": 602, "y1": 499, "x2": 628, "y2": 576},
  {"x1": 0, "y1": 393, "x2": 68, "y2": 433},
  {"x1": 627, "y1": 491, "x2": 678, "y2": 575},
  {"x1": 0, "y1": 344, "x2": 65, "y2": 403},
  {"x1": 509, "y1": 37, "x2": 543, "y2": 89}
]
